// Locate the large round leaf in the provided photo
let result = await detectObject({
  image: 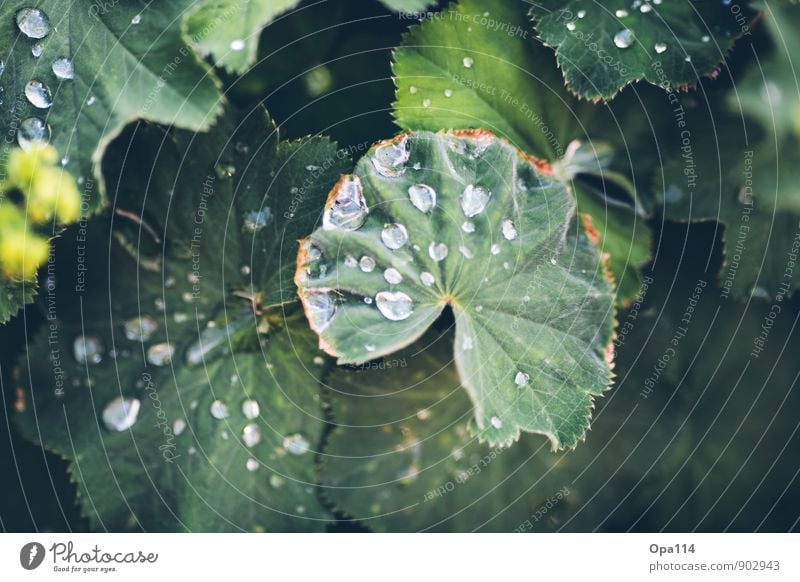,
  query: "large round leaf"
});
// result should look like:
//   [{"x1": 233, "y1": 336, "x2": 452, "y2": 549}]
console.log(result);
[{"x1": 297, "y1": 130, "x2": 615, "y2": 449}]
